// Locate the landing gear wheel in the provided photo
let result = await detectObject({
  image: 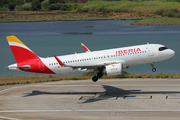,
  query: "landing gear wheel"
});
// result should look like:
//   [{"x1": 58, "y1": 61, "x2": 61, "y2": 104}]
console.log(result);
[
  {"x1": 97, "y1": 72, "x2": 103, "y2": 78},
  {"x1": 152, "y1": 68, "x2": 156, "y2": 72},
  {"x1": 151, "y1": 63, "x2": 156, "y2": 72},
  {"x1": 92, "y1": 76, "x2": 98, "y2": 82}
]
